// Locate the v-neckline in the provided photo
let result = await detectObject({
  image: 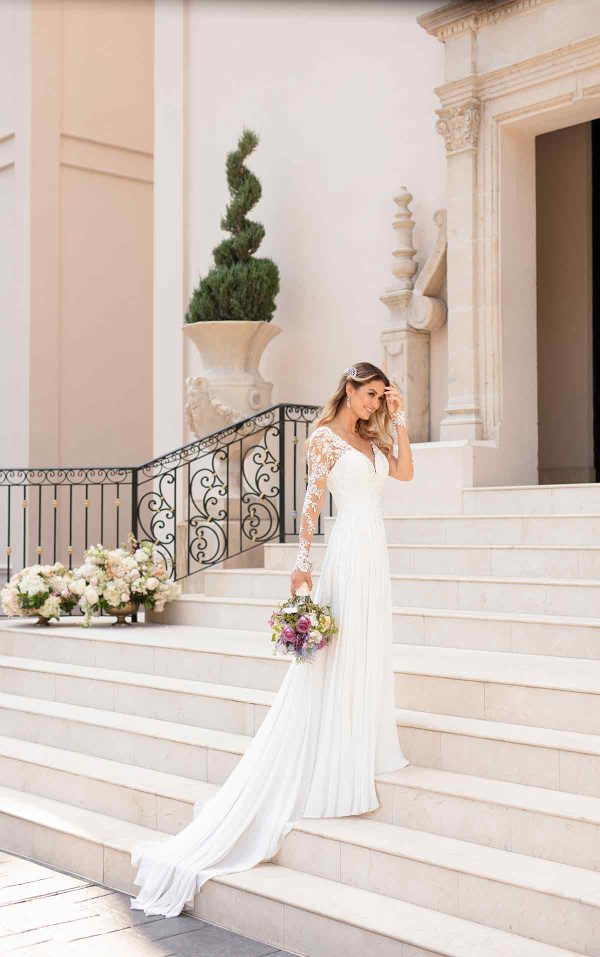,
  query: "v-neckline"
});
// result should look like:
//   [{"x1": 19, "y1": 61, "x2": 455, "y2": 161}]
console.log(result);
[{"x1": 324, "y1": 425, "x2": 377, "y2": 470}]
